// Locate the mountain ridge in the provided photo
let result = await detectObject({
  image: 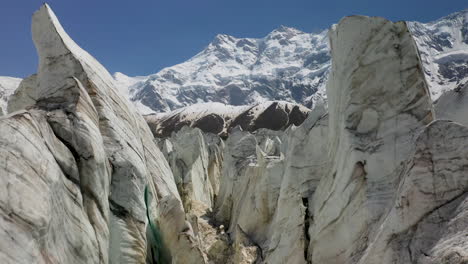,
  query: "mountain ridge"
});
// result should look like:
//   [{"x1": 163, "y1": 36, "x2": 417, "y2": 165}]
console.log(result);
[
  {"x1": 1, "y1": 10, "x2": 467, "y2": 115},
  {"x1": 122, "y1": 25, "x2": 330, "y2": 113},
  {"x1": 118, "y1": 9, "x2": 467, "y2": 113}
]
